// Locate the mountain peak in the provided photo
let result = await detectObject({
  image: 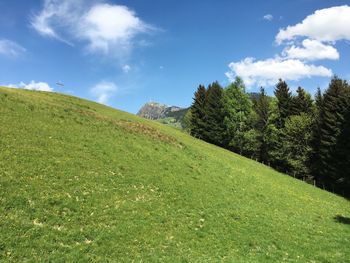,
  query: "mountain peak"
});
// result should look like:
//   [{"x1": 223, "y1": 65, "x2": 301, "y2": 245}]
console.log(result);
[{"x1": 137, "y1": 101, "x2": 182, "y2": 120}]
